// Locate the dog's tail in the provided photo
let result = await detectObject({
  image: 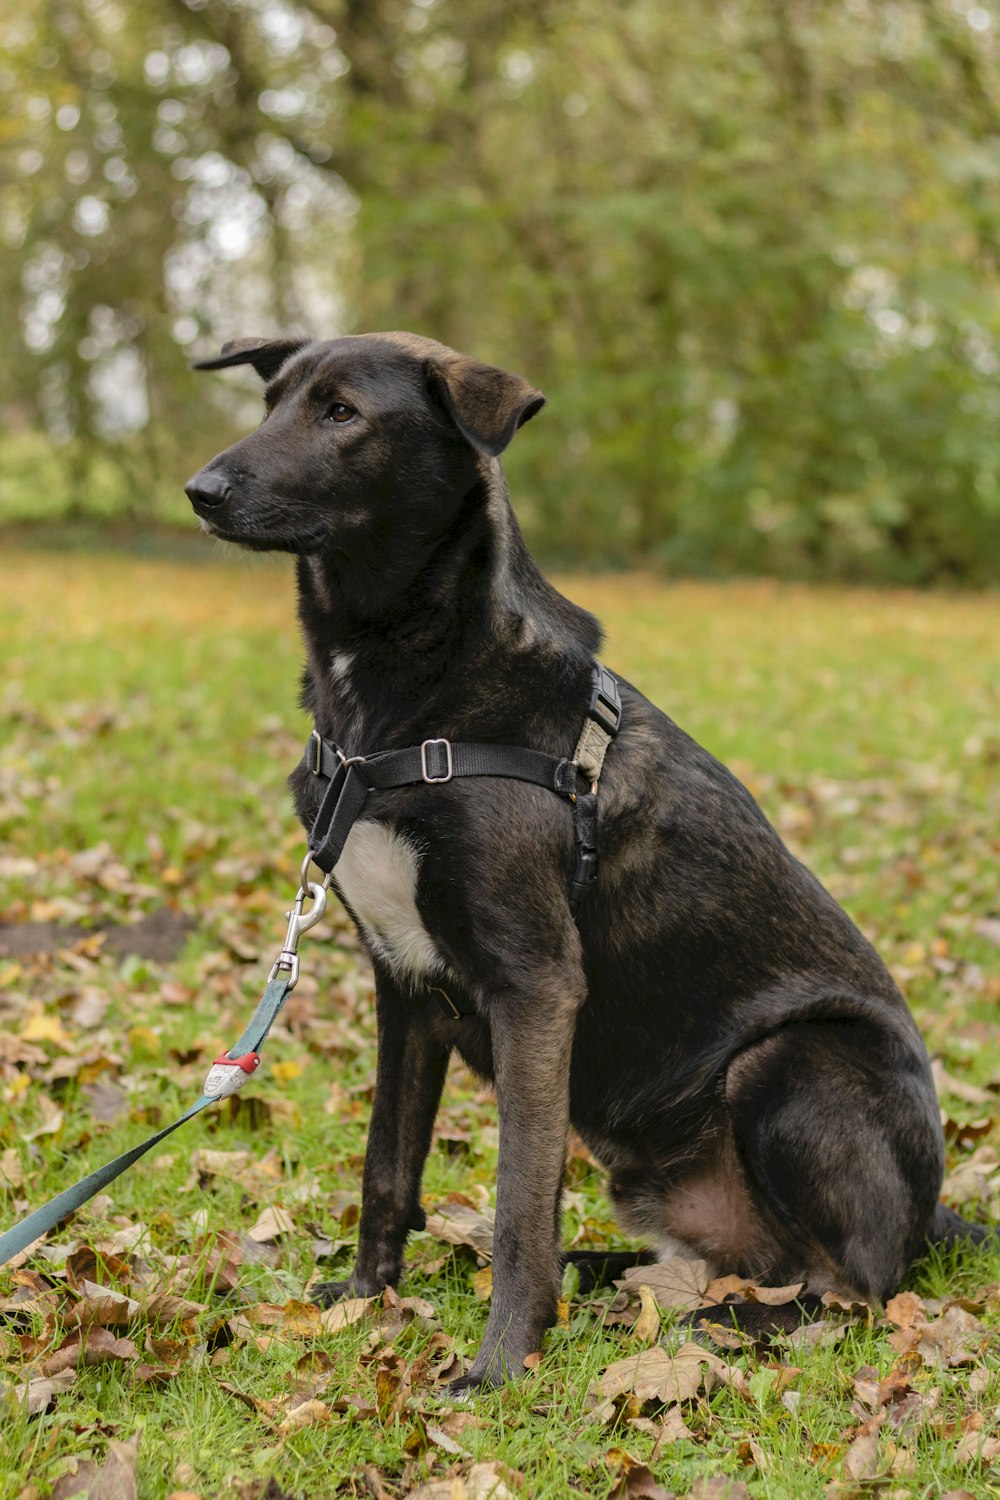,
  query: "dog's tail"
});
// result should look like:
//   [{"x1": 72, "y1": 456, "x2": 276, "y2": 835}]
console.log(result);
[{"x1": 926, "y1": 1202, "x2": 1000, "y2": 1251}]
